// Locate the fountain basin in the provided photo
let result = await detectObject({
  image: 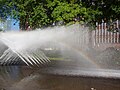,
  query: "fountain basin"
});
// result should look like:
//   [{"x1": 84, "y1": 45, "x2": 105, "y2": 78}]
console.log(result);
[
  {"x1": 38, "y1": 60, "x2": 120, "y2": 90},
  {"x1": 0, "y1": 61, "x2": 120, "y2": 90},
  {"x1": 39, "y1": 60, "x2": 120, "y2": 79}
]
